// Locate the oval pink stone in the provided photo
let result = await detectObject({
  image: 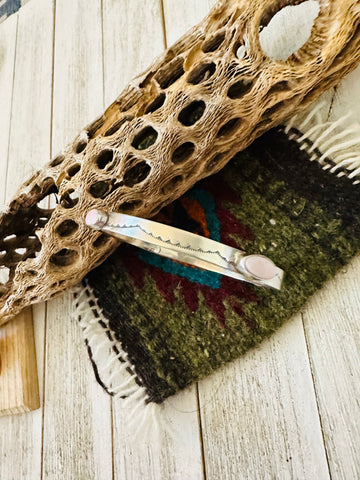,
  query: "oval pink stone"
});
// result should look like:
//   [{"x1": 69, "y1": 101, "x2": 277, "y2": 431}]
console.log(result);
[
  {"x1": 243, "y1": 255, "x2": 278, "y2": 280},
  {"x1": 85, "y1": 209, "x2": 108, "y2": 229}
]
